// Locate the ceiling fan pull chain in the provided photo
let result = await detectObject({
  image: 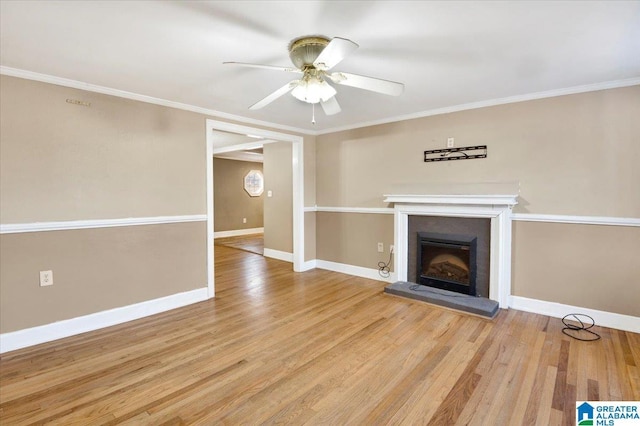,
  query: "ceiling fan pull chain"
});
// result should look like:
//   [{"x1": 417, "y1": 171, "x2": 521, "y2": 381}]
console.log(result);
[{"x1": 312, "y1": 103, "x2": 316, "y2": 125}]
